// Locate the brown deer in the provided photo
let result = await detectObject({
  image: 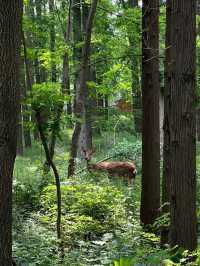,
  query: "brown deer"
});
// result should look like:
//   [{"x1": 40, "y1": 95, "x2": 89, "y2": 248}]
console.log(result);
[{"x1": 82, "y1": 149, "x2": 137, "y2": 185}]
